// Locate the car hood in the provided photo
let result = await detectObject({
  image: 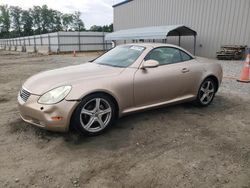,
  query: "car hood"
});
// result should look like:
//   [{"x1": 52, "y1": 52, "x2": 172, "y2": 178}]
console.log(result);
[{"x1": 23, "y1": 62, "x2": 125, "y2": 95}]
